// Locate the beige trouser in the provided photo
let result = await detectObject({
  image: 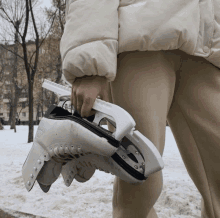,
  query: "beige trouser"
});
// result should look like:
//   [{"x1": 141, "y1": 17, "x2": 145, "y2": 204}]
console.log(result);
[{"x1": 107, "y1": 50, "x2": 220, "y2": 218}]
